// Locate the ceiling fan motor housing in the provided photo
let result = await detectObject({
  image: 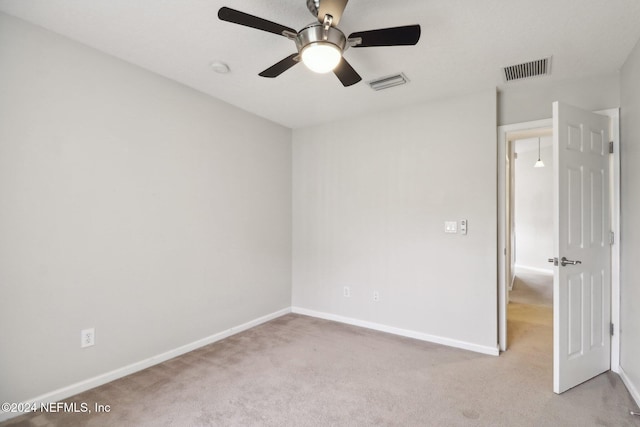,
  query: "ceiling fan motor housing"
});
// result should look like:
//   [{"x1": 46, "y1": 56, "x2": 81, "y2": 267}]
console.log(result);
[{"x1": 295, "y1": 22, "x2": 346, "y2": 54}]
